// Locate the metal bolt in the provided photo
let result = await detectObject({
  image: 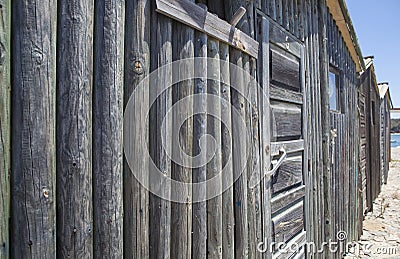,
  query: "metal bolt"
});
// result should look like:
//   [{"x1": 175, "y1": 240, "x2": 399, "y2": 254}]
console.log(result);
[
  {"x1": 42, "y1": 188, "x2": 50, "y2": 198},
  {"x1": 133, "y1": 60, "x2": 144, "y2": 75}
]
